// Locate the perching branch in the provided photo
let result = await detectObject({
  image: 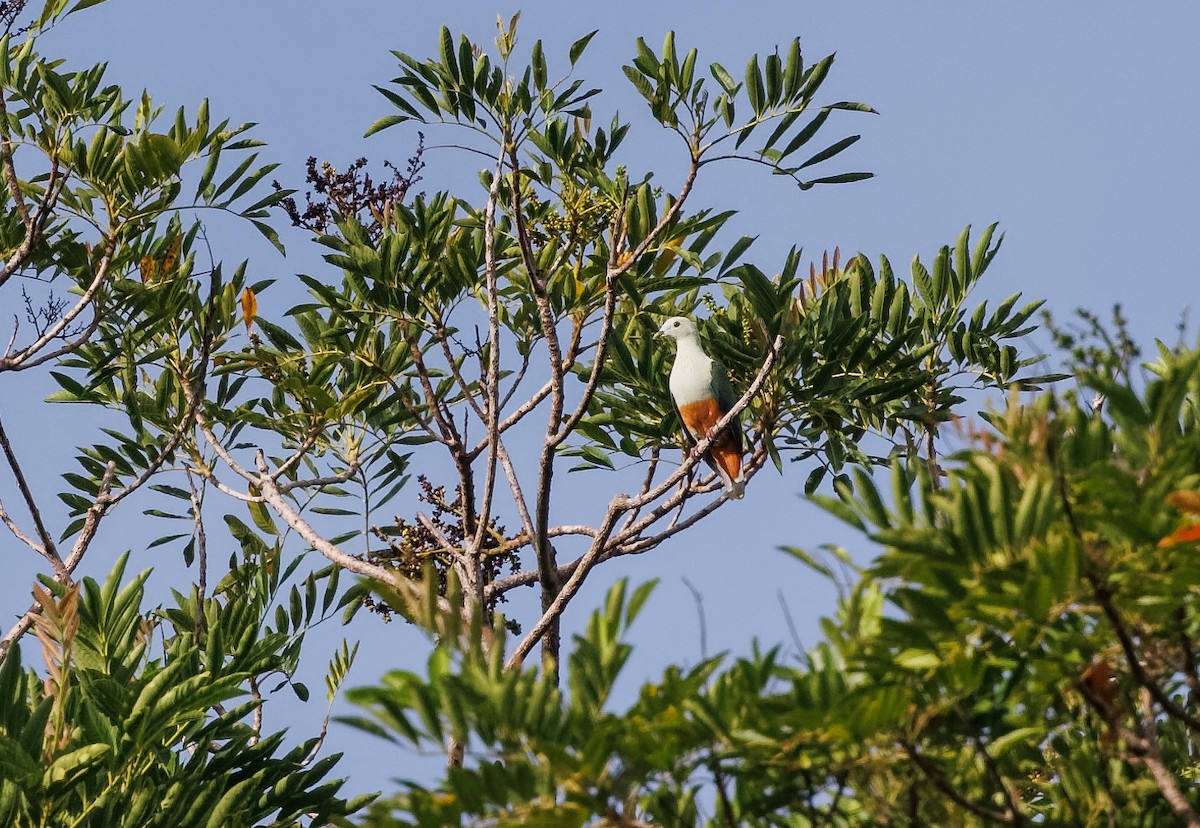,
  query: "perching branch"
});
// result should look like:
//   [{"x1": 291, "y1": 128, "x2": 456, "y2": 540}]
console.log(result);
[{"x1": 494, "y1": 333, "x2": 780, "y2": 661}]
